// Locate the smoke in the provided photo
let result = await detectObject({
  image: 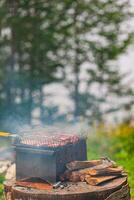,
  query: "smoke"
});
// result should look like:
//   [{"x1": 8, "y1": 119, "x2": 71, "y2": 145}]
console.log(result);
[{"x1": 16, "y1": 122, "x2": 89, "y2": 140}]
